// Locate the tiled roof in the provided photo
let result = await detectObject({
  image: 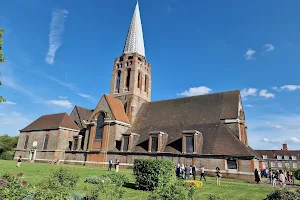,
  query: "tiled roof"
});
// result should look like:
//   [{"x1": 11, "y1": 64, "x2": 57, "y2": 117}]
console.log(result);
[
  {"x1": 131, "y1": 90, "x2": 257, "y2": 157},
  {"x1": 123, "y1": 1, "x2": 145, "y2": 57},
  {"x1": 70, "y1": 105, "x2": 93, "y2": 129},
  {"x1": 20, "y1": 113, "x2": 80, "y2": 132},
  {"x1": 104, "y1": 94, "x2": 130, "y2": 124},
  {"x1": 256, "y1": 150, "x2": 300, "y2": 159}
]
